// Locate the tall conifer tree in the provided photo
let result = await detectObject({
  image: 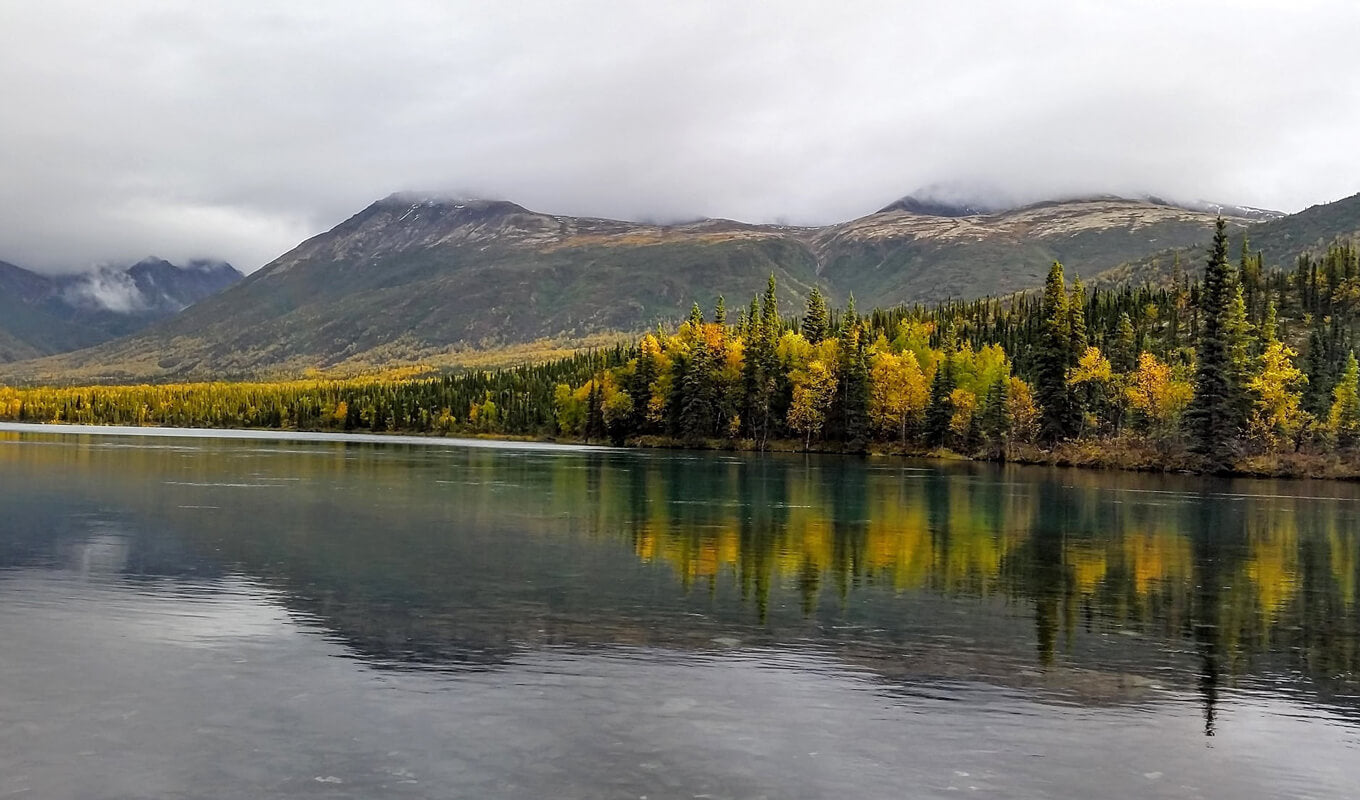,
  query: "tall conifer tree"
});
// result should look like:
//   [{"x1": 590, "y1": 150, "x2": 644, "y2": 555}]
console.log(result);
[
  {"x1": 1036, "y1": 261, "x2": 1072, "y2": 443},
  {"x1": 801, "y1": 287, "x2": 830, "y2": 343},
  {"x1": 839, "y1": 323, "x2": 871, "y2": 452},
  {"x1": 1185, "y1": 219, "x2": 1245, "y2": 468},
  {"x1": 1112, "y1": 312, "x2": 1137, "y2": 373},
  {"x1": 1068, "y1": 276, "x2": 1089, "y2": 364},
  {"x1": 926, "y1": 325, "x2": 958, "y2": 447}
]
